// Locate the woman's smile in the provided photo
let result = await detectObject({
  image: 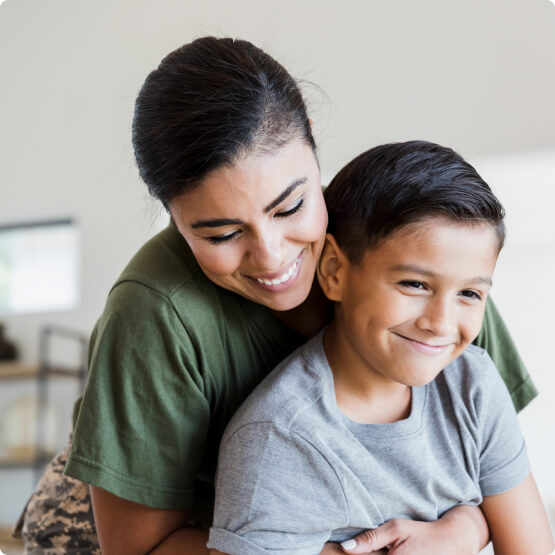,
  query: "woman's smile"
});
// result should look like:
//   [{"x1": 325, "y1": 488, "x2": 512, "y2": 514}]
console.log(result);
[{"x1": 249, "y1": 250, "x2": 303, "y2": 289}]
